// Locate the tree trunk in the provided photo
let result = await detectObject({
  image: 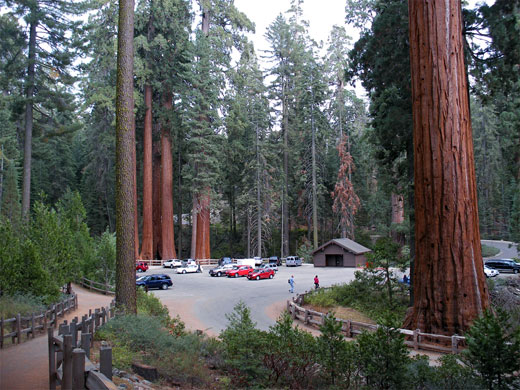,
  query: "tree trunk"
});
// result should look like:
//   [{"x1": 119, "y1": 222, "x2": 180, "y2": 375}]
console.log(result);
[
  {"x1": 195, "y1": 191, "x2": 210, "y2": 259},
  {"x1": 160, "y1": 93, "x2": 177, "y2": 260},
  {"x1": 140, "y1": 85, "x2": 153, "y2": 259},
  {"x1": 282, "y1": 84, "x2": 290, "y2": 257},
  {"x1": 177, "y1": 143, "x2": 183, "y2": 258},
  {"x1": 152, "y1": 141, "x2": 162, "y2": 259},
  {"x1": 133, "y1": 129, "x2": 140, "y2": 259},
  {"x1": 391, "y1": 192, "x2": 405, "y2": 245},
  {"x1": 115, "y1": 0, "x2": 137, "y2": 314},
  {"x1": 256, "y1": 125, "x2": 262, "y2": 258},
  {"x1": 21, "y1": 20, "x2": 37, "y2": 220},
  {"x1": 191, "y1": 194, "x2": 198, "y2": 259},
  {"x1": 404, "y1": 0, "x2": 489, "y2": 334},
  {"x1": 311, "y1": 88, "x2": 318, "y2": 250}
]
